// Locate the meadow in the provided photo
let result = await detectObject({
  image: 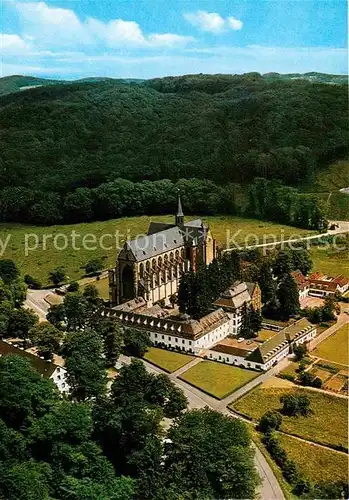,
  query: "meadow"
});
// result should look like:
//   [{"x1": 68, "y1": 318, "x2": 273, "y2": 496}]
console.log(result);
[
  {"x1": 277, "y1": 433, "x2": 348, "y2": 484},
  {"x1": 312, "y1": 325, "x2": 348, "y2": 366},
  {"x1": 179, "y1": 360, "x2": 259, "y2": 399},
  {"x1": 0, "y1": 215, "x2": 314, "y2": 285},
  {"x1": 143, "y1": 347, "x2": 195, "y2": 373},
  {"x1": 232, "y1": 387, "x2": 348, "y2": 450},
  {"x1": 309, "y1": 245, "x2": 349, "y2": 278}
]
